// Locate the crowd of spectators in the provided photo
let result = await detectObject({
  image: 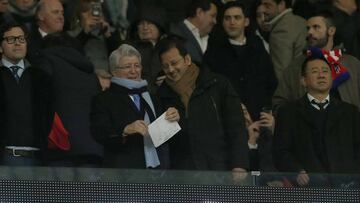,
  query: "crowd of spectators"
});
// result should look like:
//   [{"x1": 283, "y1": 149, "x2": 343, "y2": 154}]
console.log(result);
[{"x1": 0, "y1": 0, "x2": 359, "y2": 187}]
